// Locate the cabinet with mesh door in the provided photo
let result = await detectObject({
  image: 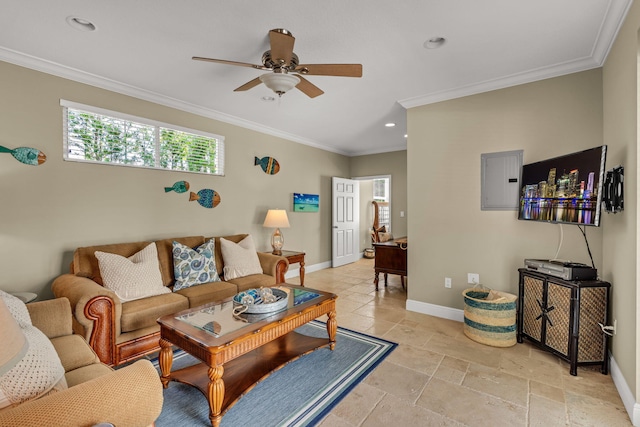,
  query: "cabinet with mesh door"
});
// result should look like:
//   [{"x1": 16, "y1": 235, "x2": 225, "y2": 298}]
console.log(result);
[{"x1": 517, "y1": 269, "x2": 610, "y2": 376}]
